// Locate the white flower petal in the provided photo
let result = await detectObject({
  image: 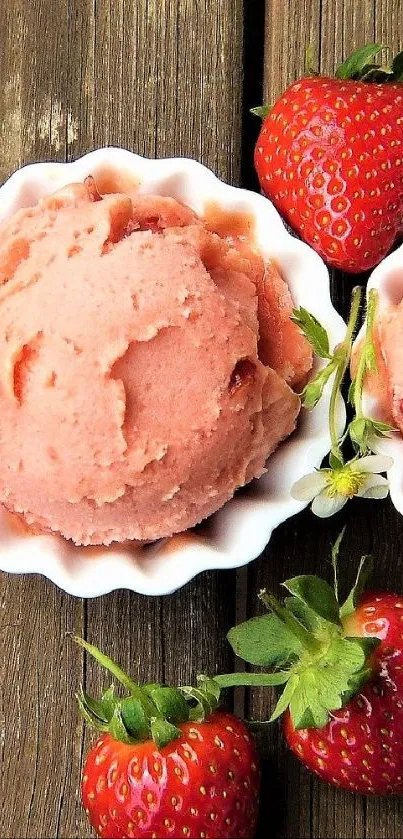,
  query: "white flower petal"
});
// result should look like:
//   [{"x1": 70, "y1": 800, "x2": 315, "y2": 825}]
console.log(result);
[
  {"x1": 291, "y1": 471, "x2": 328, "y2": 502},
  {"x1": 360, "y1": 484, "x2": 390, "y2": 500},
  {"x1": 356, "y1": 474, "x2": 389, "y2": 497},
  {"x1": 311, "y1": 489, "x2": 348, "y2": 518},
  {"x1": 351, "y1": 455, "x2": 393, "y2": 475}
]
